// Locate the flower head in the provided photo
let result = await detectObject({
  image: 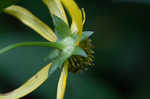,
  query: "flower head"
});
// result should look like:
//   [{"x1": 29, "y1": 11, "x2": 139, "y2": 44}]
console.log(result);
[{"x1": 0, "y1": 0, "x2": 94, "y2": 99}]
